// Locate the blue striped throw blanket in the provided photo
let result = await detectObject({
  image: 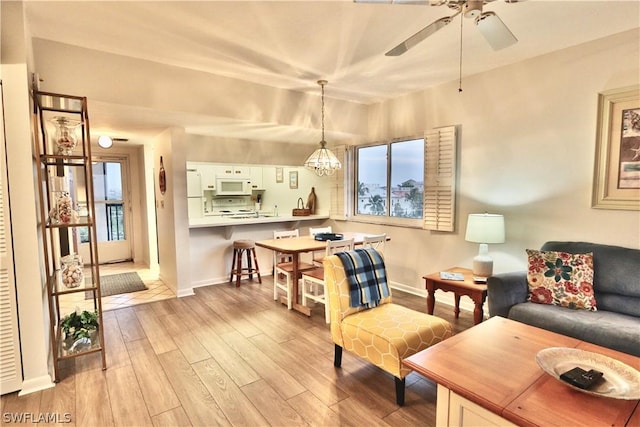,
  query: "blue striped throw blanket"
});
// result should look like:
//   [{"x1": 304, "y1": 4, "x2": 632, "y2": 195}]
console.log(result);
[{"x1": 336, "y1": 248, "x2": 390, "y2": 308}]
